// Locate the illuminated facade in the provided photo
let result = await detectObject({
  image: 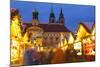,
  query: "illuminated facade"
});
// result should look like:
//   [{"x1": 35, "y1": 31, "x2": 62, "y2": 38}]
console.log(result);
[
  {"x1": 82, "y1": 23, "x2": 95, "y2": 56},
  {"x1": 74, "y1": 23, "x2": 95, "y2": 56},
  {"x1": 10, "y1": 8, "x2": 95, "y2": 65},
  {"x1": 22, "y1": 8, "x2": 70, "y2": 49},
  {"x1": 10, "y1": 8, "x2": 71, "y2": 65}
]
